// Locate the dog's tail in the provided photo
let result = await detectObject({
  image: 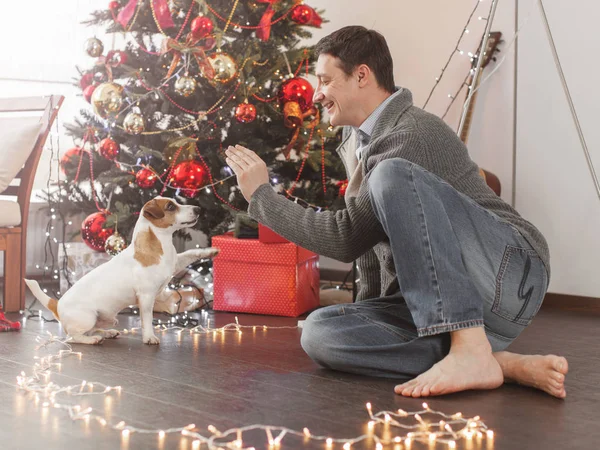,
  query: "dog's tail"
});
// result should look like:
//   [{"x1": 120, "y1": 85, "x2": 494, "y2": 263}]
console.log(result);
[{"x1": 24, "y1": 279, "x2": 60, "y2": 320}]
